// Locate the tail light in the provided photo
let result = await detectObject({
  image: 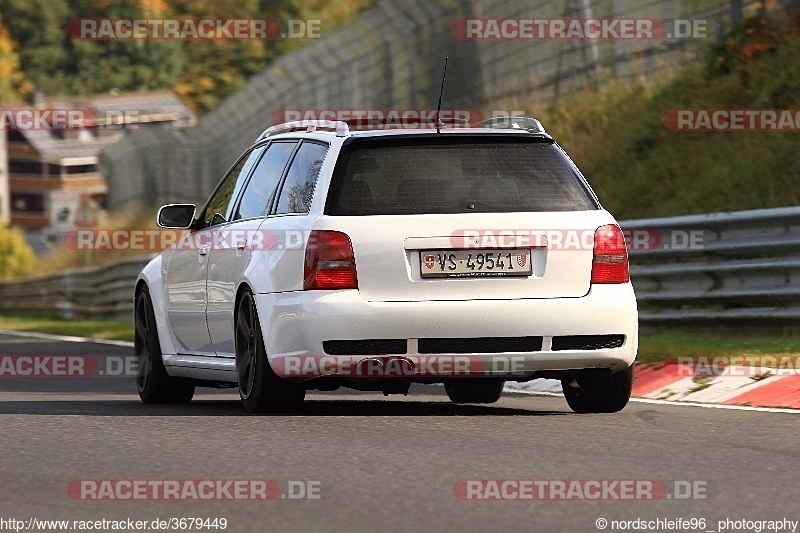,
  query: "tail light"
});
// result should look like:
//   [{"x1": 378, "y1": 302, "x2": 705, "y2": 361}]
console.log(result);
[
  {"x1": 591, "y1": 224, "x2": 629, "y2": 284},
  {"x1": 304, "y1": 230, "x2": 358, "y2": 290}
]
